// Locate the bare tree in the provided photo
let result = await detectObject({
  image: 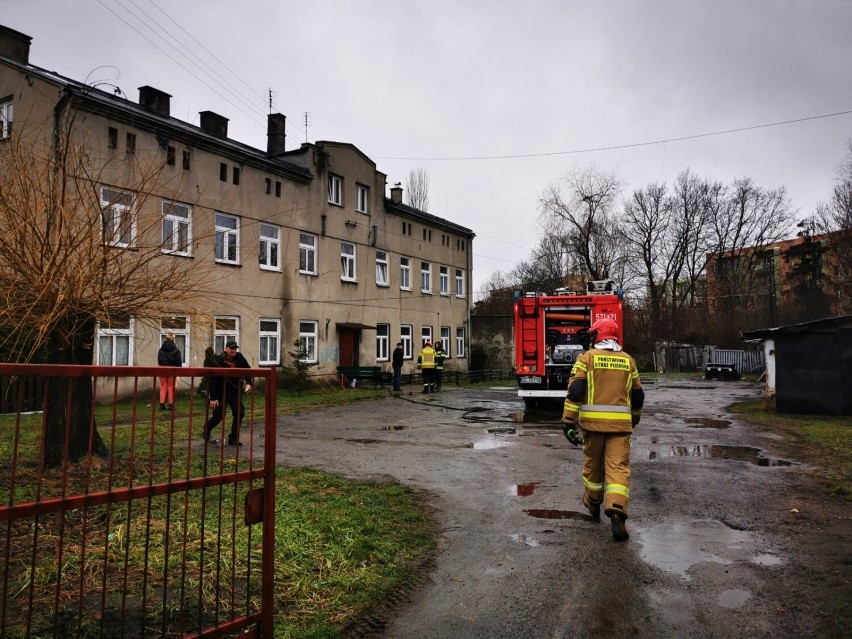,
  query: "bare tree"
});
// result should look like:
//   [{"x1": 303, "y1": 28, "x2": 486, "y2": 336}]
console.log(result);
[
  {"x1": 538, "y1": 165, "x2": 626, "y2": 282},
  {"x1": 405, "y1": 167, "x2": 430, "y2": 211},
  {"x1": 816, "y1": 139, "x2": 852, "y2": 313},
  {"x1": 0, "y1": 113, "x2": 212, "y2": 466}
]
